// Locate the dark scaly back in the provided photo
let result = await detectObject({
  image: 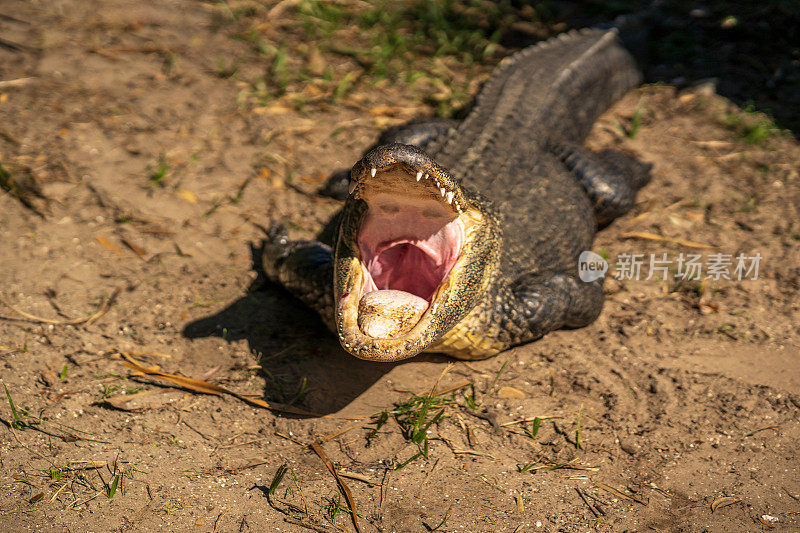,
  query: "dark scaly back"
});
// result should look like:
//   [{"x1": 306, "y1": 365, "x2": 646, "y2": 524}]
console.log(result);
[
  {"x1": 425, "y1": 29, "x2": 641, "y2": 278},
  {"x1": 427, "y1": 28, "x2": 640, "y2": 194}
]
